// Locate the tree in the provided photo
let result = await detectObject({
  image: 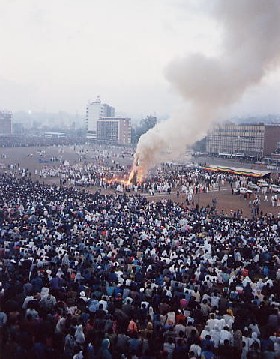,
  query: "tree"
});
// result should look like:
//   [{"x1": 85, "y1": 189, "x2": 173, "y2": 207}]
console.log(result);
[{"x1": 132, "y1": 116, "x2": 157, "y2": 144}]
